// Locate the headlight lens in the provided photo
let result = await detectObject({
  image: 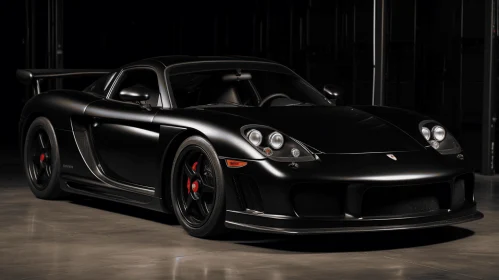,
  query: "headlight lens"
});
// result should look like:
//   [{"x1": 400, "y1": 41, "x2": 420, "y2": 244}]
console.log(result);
[
  {"x1": 247, "y1": 129, "x2": 263, "y2": 146},
  {"x1": 419, "y1": 121, "x2": 461, "y2": 155},
  {"x1": 428, "y1": 140, "x2": 440, "y2": 150},
  {"x1": 241, "y1": 125, "x2": 315, "y2": 162},
  {"x1": 268, "y1": 132, "x2": 284, "y2": 149},
  {"x1": 432, "y1": 126, "x2": 446, "y2": 141},
  {"x1": 421, "y1": 127, "x2": 431, "y2": 141}
]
